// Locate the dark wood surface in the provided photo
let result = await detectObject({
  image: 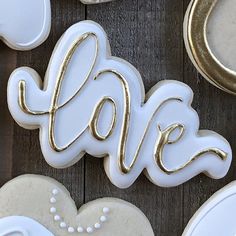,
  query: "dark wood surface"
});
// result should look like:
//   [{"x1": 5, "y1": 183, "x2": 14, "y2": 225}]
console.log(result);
[{"x1": 0, "y1": 0, "x2": 235, "y2": 235}]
